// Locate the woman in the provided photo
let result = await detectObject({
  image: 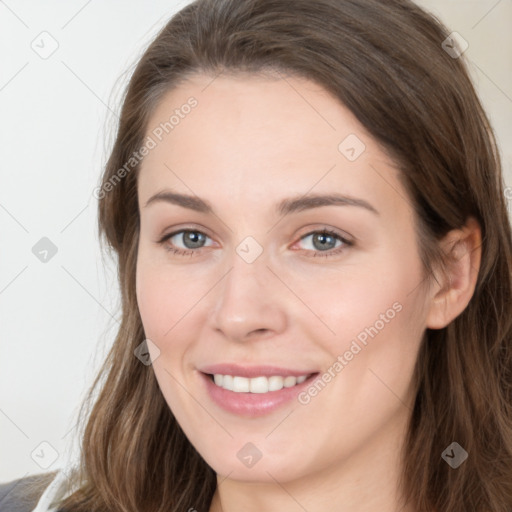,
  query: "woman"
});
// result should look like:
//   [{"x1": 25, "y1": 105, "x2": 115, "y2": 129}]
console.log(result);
[{"x1": 7, "y1": 0, "x2": 512, "y2": 511}]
